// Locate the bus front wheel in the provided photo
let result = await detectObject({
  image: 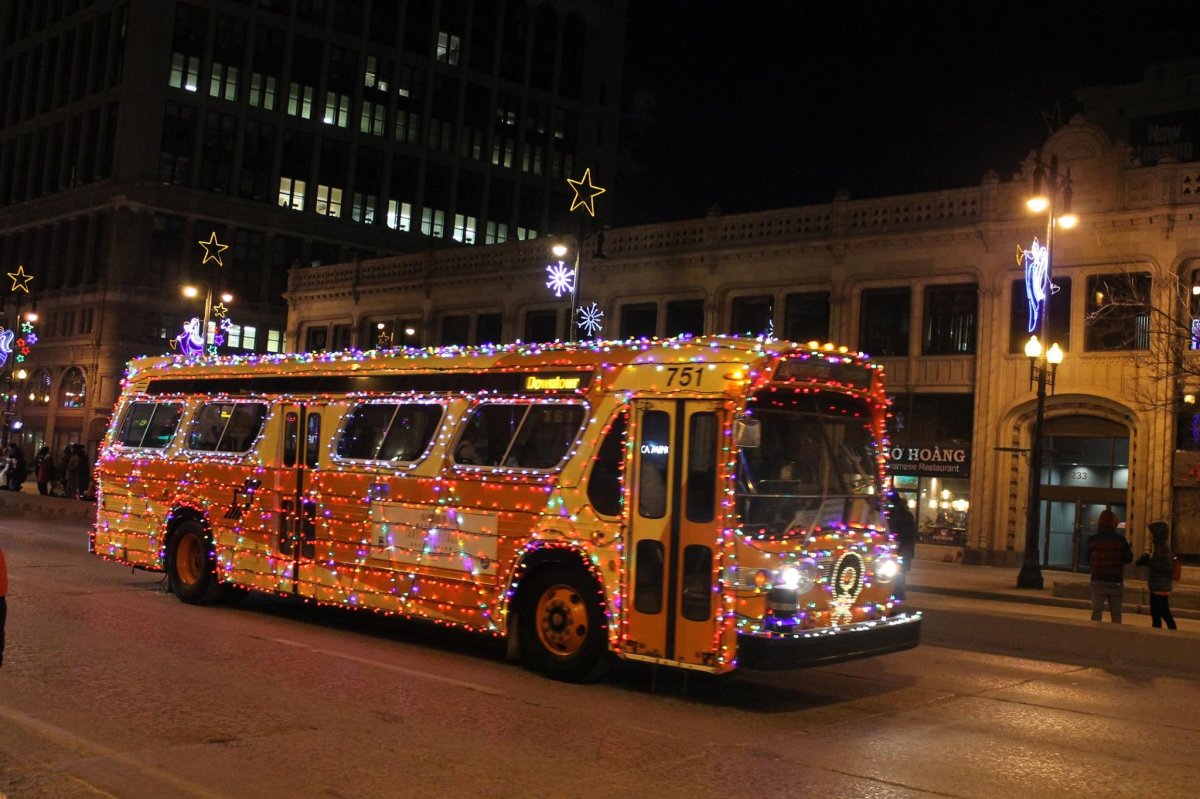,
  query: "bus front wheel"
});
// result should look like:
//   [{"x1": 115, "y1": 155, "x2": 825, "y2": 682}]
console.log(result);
[
  {"x1": 167, "y1": 520, "x2": 222, "y2": 605},
  {"x1": 519, "y1": 565, "x2": 608, "y2": 682}
]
